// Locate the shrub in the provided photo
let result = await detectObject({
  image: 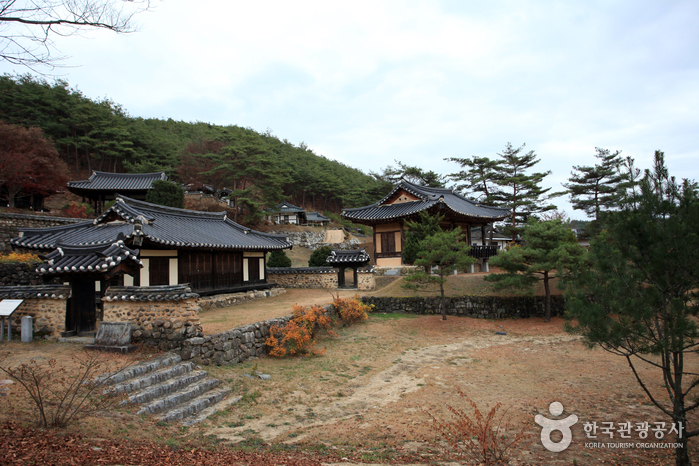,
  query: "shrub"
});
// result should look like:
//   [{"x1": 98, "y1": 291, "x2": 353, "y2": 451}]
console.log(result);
[
  {"x1": 267, "y1": 249, "x2": 292, "y2": 268},
  {"x1": 308, "y1": 245, "x2": 332, "y2": 267},
  {"x1": 0, "y1": 350, "x2": 140, "y2": 428},
  {"x1": 60, "y1": 201, "x2": 93, "y2": 219},
  {"x1": 332, "y1": 294, "x2": 373, "y2": 326},
  {"x1": 0, "y1": 252, "x2": 40, "y2": 263},
  {"x1": 424, "y1": 388, "x2": 530, "y2": 465},
  {"x1": 146, "y1": 180, "x2": 185, "y2": 208},
  {"x1": 266, "y1": 304, "x2": 334, "y2": 357}
]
